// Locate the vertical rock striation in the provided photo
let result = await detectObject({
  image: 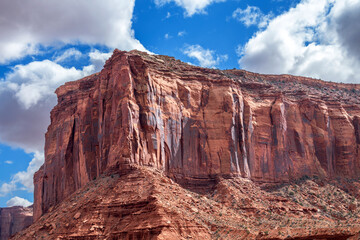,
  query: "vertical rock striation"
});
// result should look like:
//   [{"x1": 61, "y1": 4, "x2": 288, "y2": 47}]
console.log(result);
[
  {"x1": 0, "y1": 206, "x2": 33, "y2": 240},
  {"x1": 34, "y1": 50, "x2": 360, "y2": 220}
]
